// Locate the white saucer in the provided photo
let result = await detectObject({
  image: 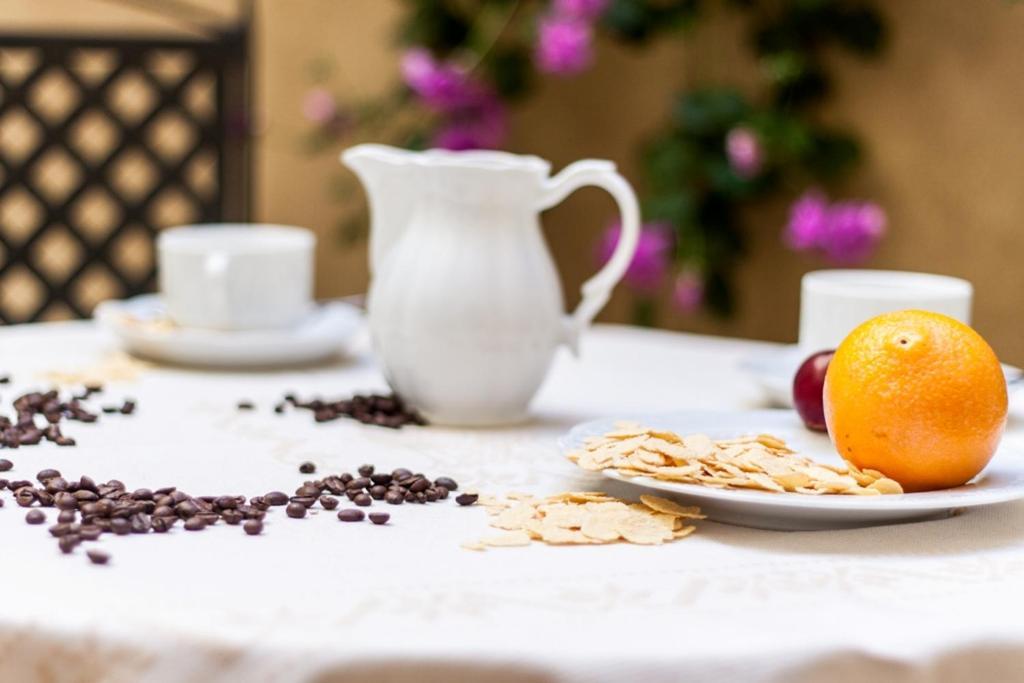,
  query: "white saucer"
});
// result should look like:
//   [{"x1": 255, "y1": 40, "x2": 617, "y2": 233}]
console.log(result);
[
  {"x1": 560, "y1": 410, "x2": 1024, "y2": 531},
  {"x1": 739, "y1": 345, "x2": 1024, "y2": 407},
  {"x1": 95, "y1": 295, "x2": 363, "y2": 368}
]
